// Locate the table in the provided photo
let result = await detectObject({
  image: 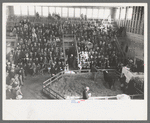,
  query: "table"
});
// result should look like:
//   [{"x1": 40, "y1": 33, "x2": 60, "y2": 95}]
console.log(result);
[{"x1": 122, "y1": 67, "x2": 144, "y2": 83}]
